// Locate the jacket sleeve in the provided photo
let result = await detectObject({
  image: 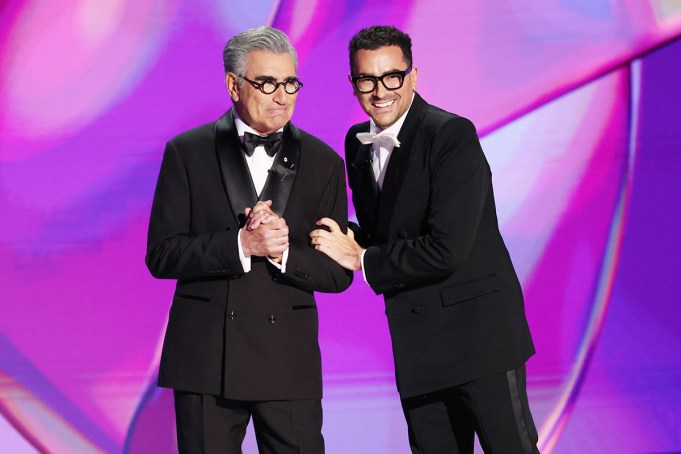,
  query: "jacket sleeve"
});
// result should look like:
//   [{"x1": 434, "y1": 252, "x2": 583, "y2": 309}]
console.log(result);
[
  {"x1": 145, "y1": 141, "x2": 244, "y2": 280},
  {"x1": 348, "y1": 221, "x2": 371, "y2": 248},
  {"x1": 363, "y1": 118, "x2": 489, "y2": 295},
  {"x1": 280, "y1": 158, "x2": 354, "y2": 293}
]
